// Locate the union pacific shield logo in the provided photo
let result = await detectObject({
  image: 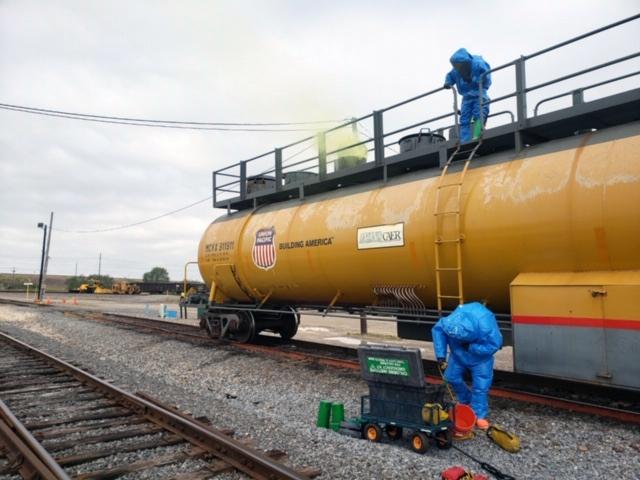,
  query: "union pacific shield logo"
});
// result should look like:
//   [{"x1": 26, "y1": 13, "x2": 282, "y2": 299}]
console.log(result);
[{"x1": 252, "y1": 227, "x2": 276, "y2": 270}]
